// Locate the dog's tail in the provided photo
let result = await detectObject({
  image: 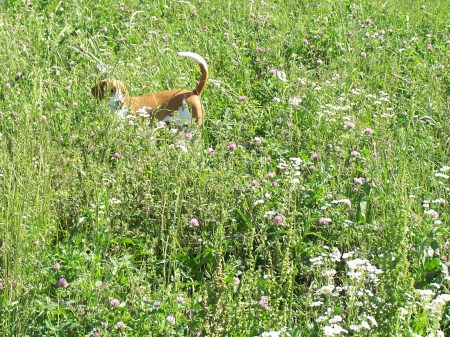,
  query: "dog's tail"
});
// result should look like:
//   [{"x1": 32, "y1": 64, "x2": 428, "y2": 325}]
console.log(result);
[{"x1": 177, "y1": 52, "x2": 208, "y2": 96}]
